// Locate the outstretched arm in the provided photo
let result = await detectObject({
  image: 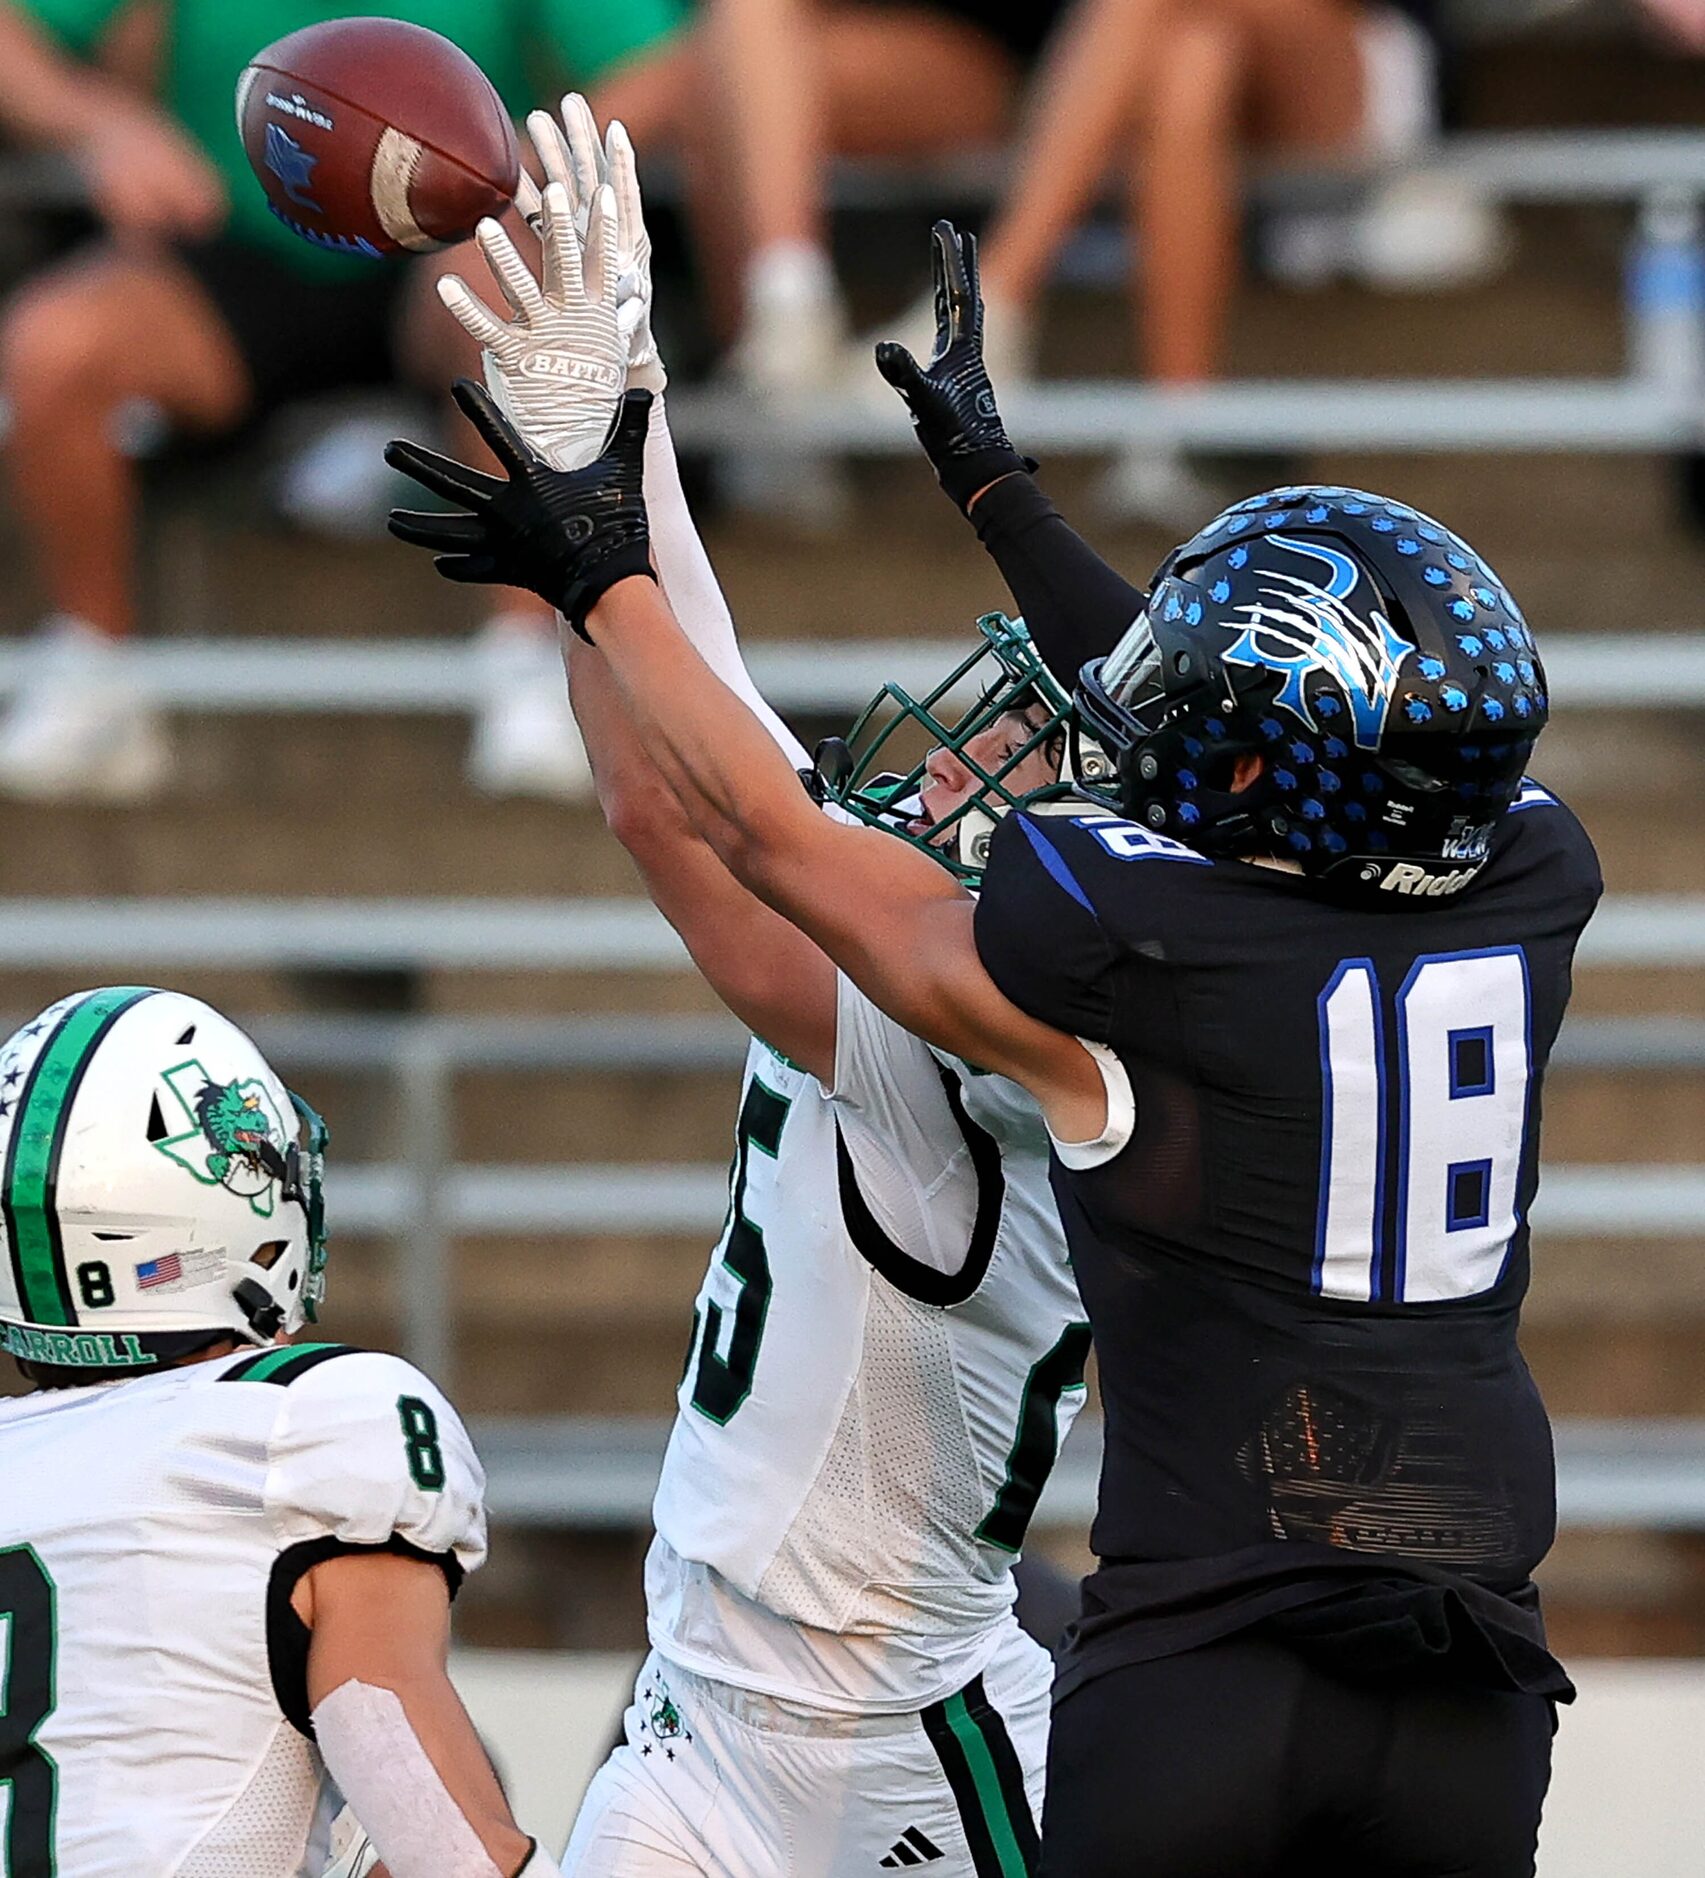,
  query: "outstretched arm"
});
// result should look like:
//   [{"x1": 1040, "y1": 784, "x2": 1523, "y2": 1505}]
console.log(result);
[
  {"x1": 876, "y1": 221, "x2": 1147, "y2": 681},
  {"x1": 512, "y1": 96, "x2": 811, "y2": 764},
  {"x1": 583, "y1": 577, "x2": 1106, "y2": 1143},
  {"x1": 300, "y1": 1554, "x2": 542, "y2": 1878},
  {"x1": 385, "y1": 387, "x2": 1104, "y2": 1138},
  {"x1": 566, "y1": 635, "x2": 837, "y2": 1076}
]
